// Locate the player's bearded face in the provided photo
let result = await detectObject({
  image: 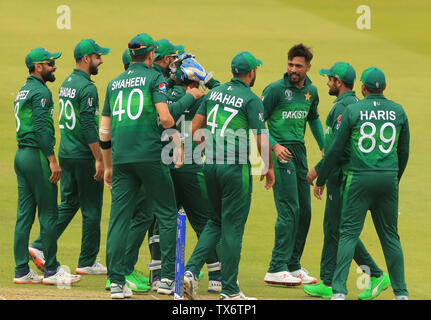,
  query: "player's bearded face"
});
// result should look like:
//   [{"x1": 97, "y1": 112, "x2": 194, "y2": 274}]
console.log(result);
[
  {"x1": 41, "y1": 63, "x2": 56, "y2": 82},
  {"x1": 287, "y1": 57, "x2": 309, "y2": 85},
  {"x1": 89, "y1": 54, "x2": 103, "y2": 75},
  {"x1": 250, "y1": 69, "x2": 257, "y2": 87},
  {"x1": 328, "y1": 77, "x2": 339, "y2": 96}
]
